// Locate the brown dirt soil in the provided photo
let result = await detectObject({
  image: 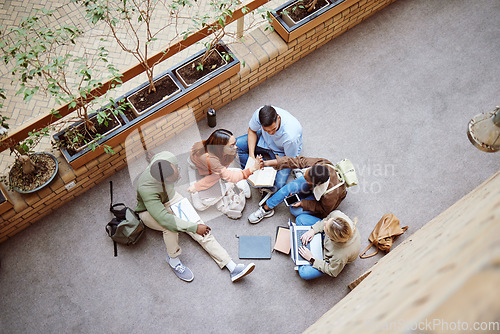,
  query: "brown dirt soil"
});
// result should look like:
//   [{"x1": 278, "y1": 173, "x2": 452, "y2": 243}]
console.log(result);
[
  {"x1": 176, "y1": 50, "x2": 226, "y2": 86},
  {"x1": 128, "y1": 74, "x2": 180, "y2": 113},
  {"x1": 9, "y1": 154, "x2": 57, "y2": 192},
  {"x1": 60, "y1": 114, "x2": 122, "y2": 156},
  {"x1": 118, "y1": 102, "x2": 137, "y2": 122},
  {"x1": 285, "y1": 0, "x2": 329, "y2": 22}
]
